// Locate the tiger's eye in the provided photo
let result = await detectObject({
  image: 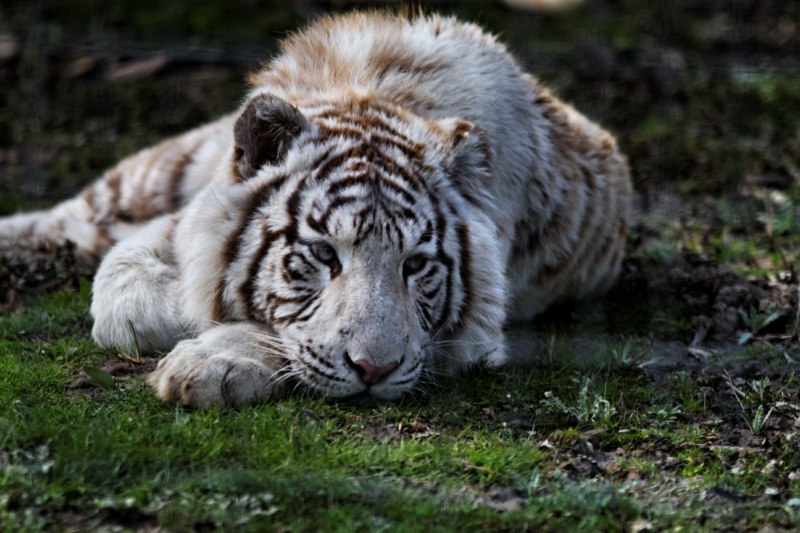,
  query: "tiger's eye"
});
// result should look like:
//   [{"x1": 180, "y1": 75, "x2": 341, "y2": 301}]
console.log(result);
[
  {"x1": 311, "y1": 242, "x2": 337, "y2": 263},
  {"x1": 403, "y1": 254, "x2": 427, "y2": 277}
]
